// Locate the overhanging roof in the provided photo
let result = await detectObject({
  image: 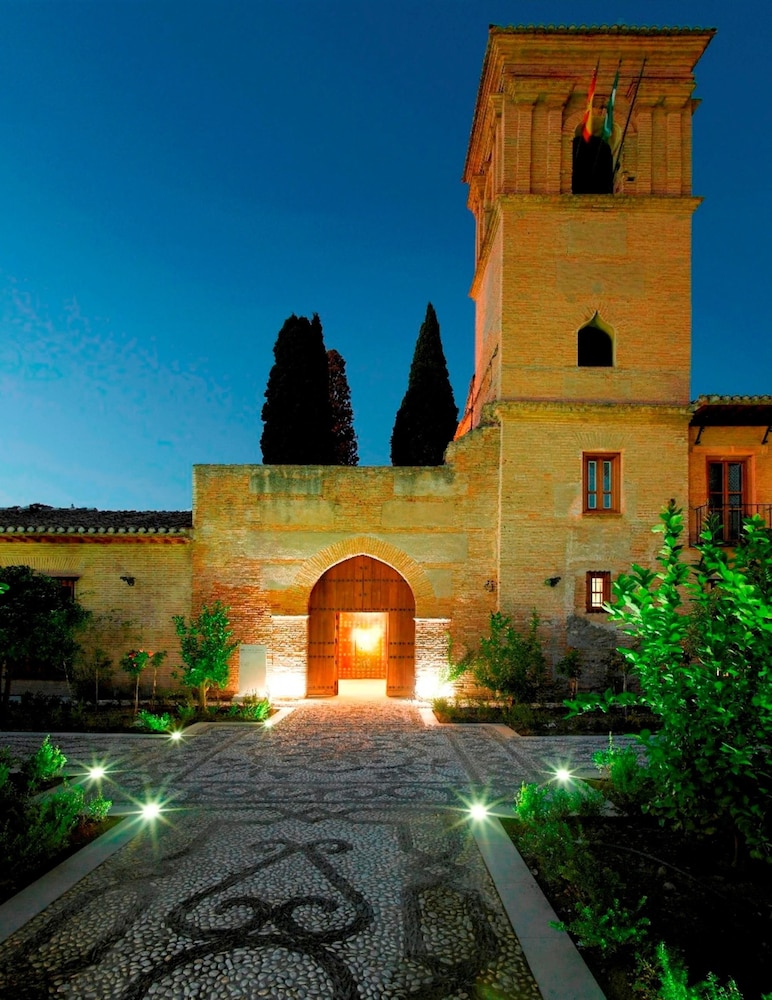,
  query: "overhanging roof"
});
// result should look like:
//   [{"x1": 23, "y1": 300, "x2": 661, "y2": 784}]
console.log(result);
[{"x1": 690, "y1": 395, "x2": 772, "y2": 427}]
